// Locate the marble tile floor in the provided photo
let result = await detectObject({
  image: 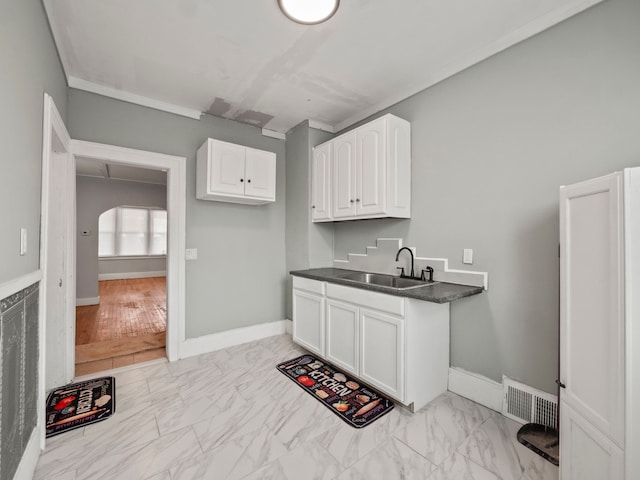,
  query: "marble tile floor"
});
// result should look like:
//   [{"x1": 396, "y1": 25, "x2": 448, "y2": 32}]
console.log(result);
[{"x1": 34, "y1": 334, "x2": 558, "y2": 480}]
